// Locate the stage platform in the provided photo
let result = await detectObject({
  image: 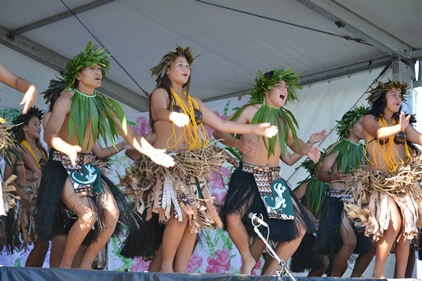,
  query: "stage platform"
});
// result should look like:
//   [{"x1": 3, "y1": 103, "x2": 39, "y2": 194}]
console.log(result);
[{"x1": 0, "y1": 267, "x2": 408, "y2": 281}]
